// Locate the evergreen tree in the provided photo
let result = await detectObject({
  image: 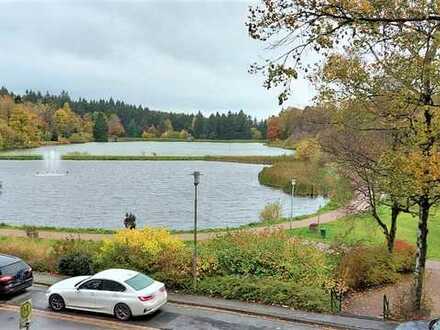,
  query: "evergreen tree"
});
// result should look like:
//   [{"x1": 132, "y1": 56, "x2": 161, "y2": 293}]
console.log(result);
[
  {"x1": 126, "y1": 118, "x2": 139, "y2": 137},
  {"x1": 93, "y1": 112, "x2": 108, "y2": 142}
]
